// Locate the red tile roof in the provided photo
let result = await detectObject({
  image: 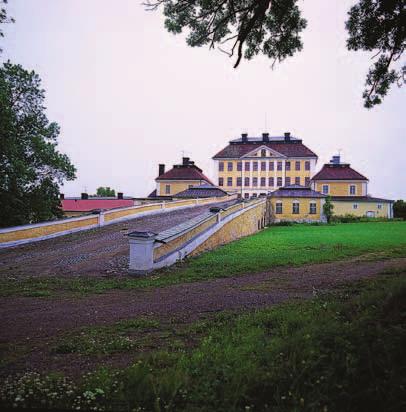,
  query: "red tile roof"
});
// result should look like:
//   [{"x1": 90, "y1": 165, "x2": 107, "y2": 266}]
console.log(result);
[
  {"x1": 312, "y1": 164, "x2": 368, "y2": 181},
  {"x1": 213, "y1": 142, "x2": 317, "y2": 159},
  {"x1": 156, "y1": 165, "x2": 214, "y2": 184},
  {"x1": 62, "y1": 198, "x2": 134, "y2": 212}
]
